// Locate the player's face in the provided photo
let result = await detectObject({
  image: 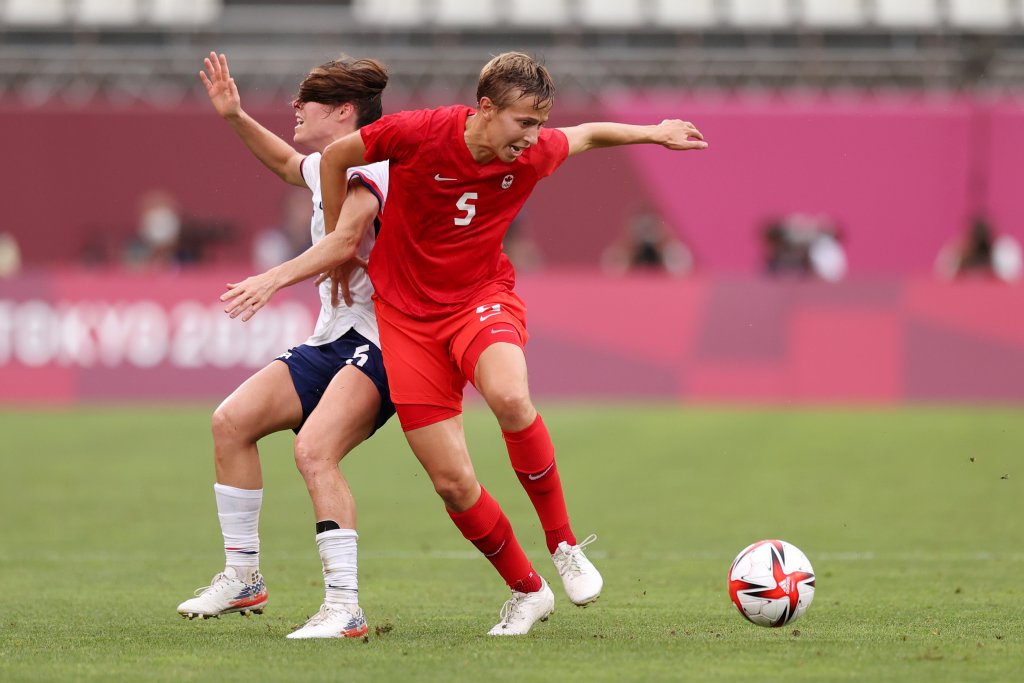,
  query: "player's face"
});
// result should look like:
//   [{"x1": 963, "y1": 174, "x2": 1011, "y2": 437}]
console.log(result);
[
  {"x1": 292, "y1": 100, "x2": 351, "y2": 152},
  {"x1": 488, "y1": 97, "x2": 552, "y2": 163}
]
